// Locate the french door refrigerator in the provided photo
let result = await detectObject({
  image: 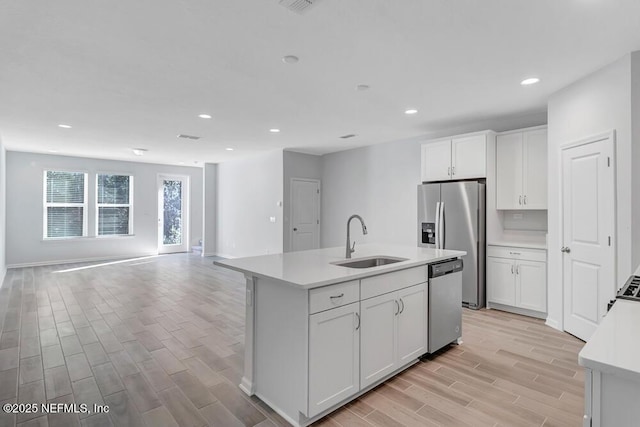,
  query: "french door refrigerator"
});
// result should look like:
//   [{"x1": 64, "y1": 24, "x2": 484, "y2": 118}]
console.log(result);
[{"x1": 418, "y1": 181, "x2": 485, "y2": 309}]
